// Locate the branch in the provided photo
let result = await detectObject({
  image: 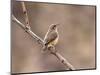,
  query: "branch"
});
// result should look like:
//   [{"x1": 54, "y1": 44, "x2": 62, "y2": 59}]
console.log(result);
[
  {"x1": 51, "y1": 52, "x2": 75, "y2": 70},
  {"x1": 21, "y1": 1, "x2": 30, "y2": 29},
  {"x1": 12, "y1": 15, "x2": 44, "y2": 45},
  {"x1": 12, "y1": 15, "x2": 75, "y2": 71}
]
